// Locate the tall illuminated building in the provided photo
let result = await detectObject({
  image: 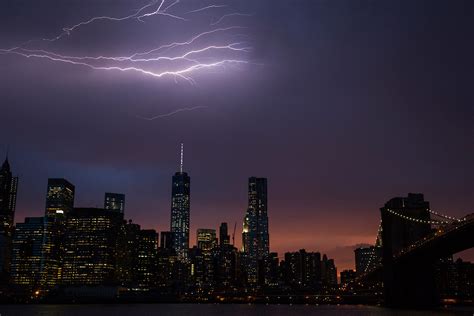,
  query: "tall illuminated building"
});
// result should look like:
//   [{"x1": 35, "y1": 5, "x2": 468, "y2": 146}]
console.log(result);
[
  {"x1": 0, "y1": 155, "x2": 18, "y2": 278},
  {"x1": 10, "y1": 217, "x2": 61, "y2": 292},
  {"x1": 62, "y1": 208, "x2": 123, "y2": 285},
  {"x1": 45, "y1": 178, "x2": 75, "y2": 218},
  {"x1": 242, "y1": 177, "x2": 270, "y2": 285},
  {"x1": 104, "y1": 192, "x2": 125, "y2": 213},
  {"x1": 170, "y1": 144, "x2": 190, "y2": 261}
]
